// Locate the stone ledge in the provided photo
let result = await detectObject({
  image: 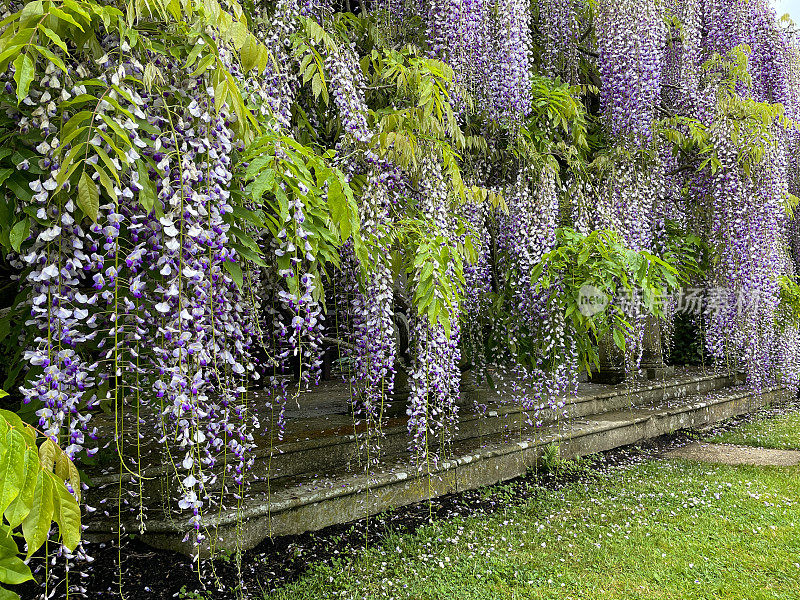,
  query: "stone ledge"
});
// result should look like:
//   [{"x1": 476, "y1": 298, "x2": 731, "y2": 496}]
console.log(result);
[
  {"x1": 117, "y1": 382, "x2": 788, "y2": 555},
  {"x1": 87, "y1": 369, "x2": 741, "y2": 490}
]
